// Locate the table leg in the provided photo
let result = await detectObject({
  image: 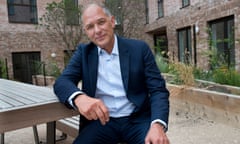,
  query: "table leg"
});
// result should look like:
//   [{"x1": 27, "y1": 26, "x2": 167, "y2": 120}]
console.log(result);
[
  {"x1": 0, "y1": 133, "x2": 4, "y2": 144},
  {"x1": 46, "y1": 121, "x2": 56, "y2": 144}
]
